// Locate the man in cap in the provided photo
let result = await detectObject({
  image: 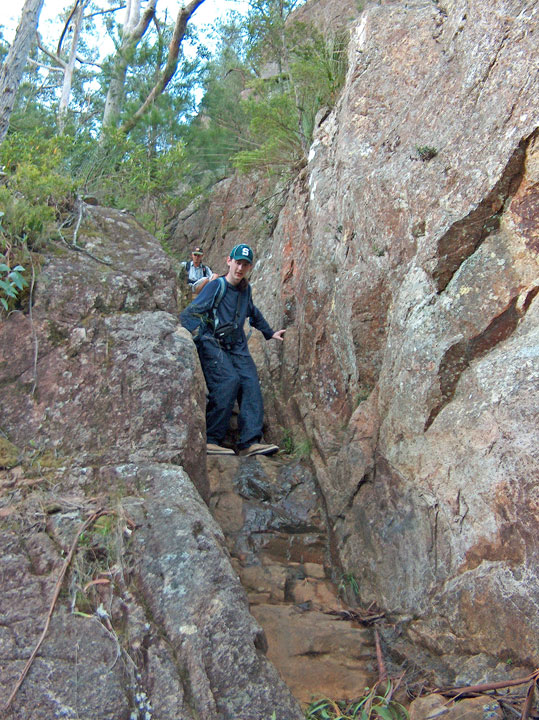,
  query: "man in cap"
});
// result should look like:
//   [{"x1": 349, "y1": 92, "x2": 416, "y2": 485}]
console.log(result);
[
  {"x1": 181, "y1": 246, "x2": 218, "y2": 295},
  {"x1": 180, "y1": 243, "x2": 285, "y2": 456}
]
